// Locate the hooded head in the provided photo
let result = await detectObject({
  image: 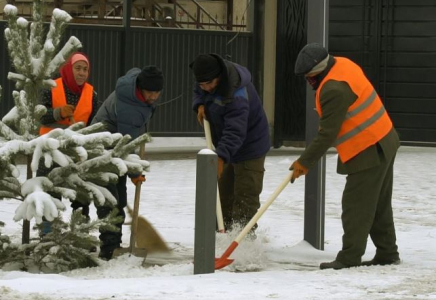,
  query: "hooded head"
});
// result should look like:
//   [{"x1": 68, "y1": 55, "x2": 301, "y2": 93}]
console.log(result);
[
  {"x1": 60, "y1": 52, "x2": 90, "y2": 94},
  {"x1": 136, "y1": 65, "x2": 164, "y2": 92},
  {"x1": 294, "y1": 43, "x2": 329, "y2": 77}
]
